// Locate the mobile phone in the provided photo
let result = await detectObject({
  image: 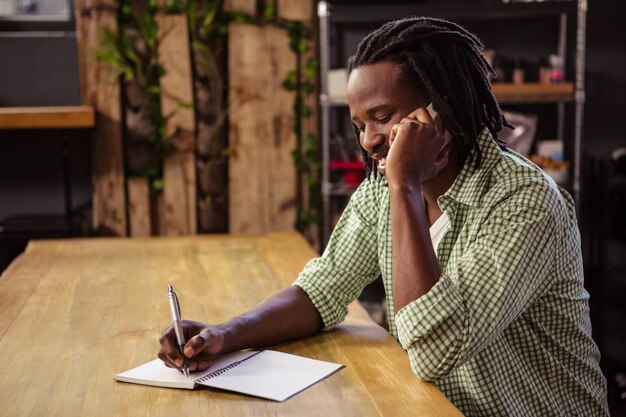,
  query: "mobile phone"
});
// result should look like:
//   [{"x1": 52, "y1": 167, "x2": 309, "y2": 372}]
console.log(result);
[{"x1": 426, "y1": 103, "x2": 452, "y2": 150}]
